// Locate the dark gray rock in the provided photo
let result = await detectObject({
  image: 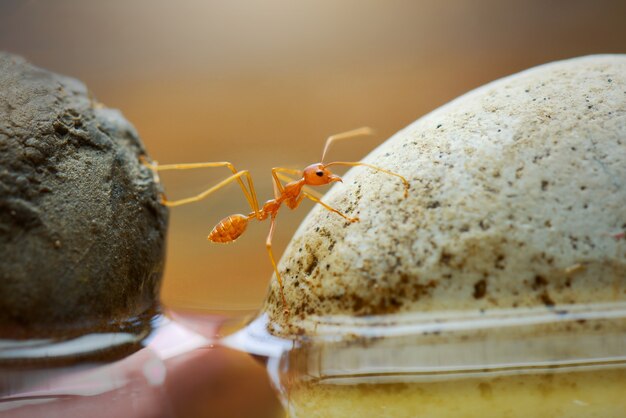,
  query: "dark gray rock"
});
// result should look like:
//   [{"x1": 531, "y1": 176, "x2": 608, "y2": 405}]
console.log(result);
[{"x1": 0, "y1": 53, "x2": 168, "y2": 339}]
